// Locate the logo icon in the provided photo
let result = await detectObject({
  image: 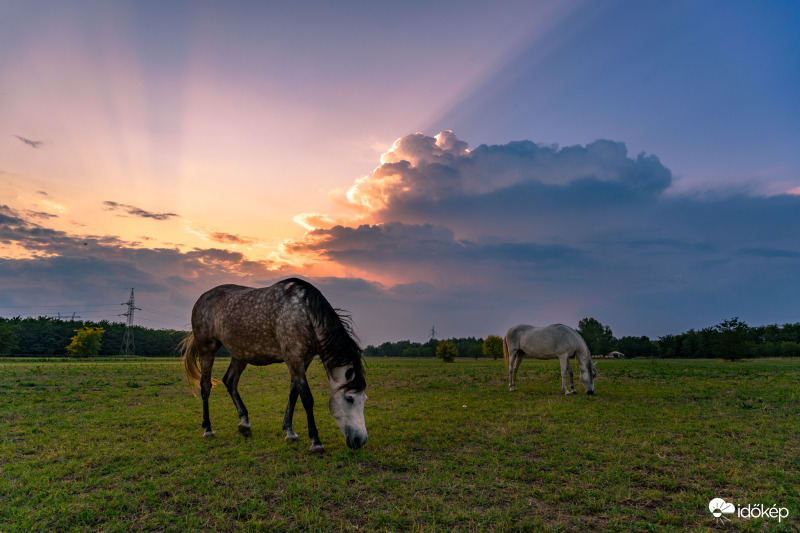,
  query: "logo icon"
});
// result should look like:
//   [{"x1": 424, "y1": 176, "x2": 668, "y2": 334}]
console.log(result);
[{"x1": 709, "y1": 498, "x2": 736, "y2": 522}]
